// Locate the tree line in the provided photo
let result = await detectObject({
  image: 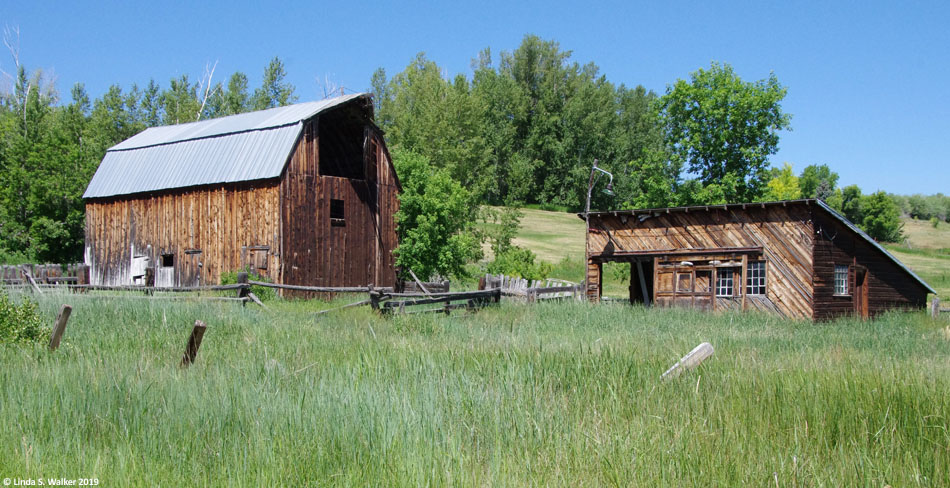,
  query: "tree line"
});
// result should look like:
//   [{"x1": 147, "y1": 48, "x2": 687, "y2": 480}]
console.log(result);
[{"x1": 0, "y1": 33, "x2": 936, "y2": 268}]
